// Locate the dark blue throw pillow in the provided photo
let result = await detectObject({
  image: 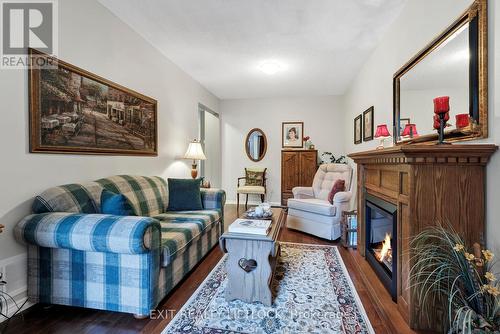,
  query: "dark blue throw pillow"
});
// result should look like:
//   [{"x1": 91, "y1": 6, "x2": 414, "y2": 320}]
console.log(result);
[
  {"x1": 101, "y1": 189, "x2": 136, "y2": 216},
  {"x1": 167, "y1": 178, "x2": 203, "y2": 211}
]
